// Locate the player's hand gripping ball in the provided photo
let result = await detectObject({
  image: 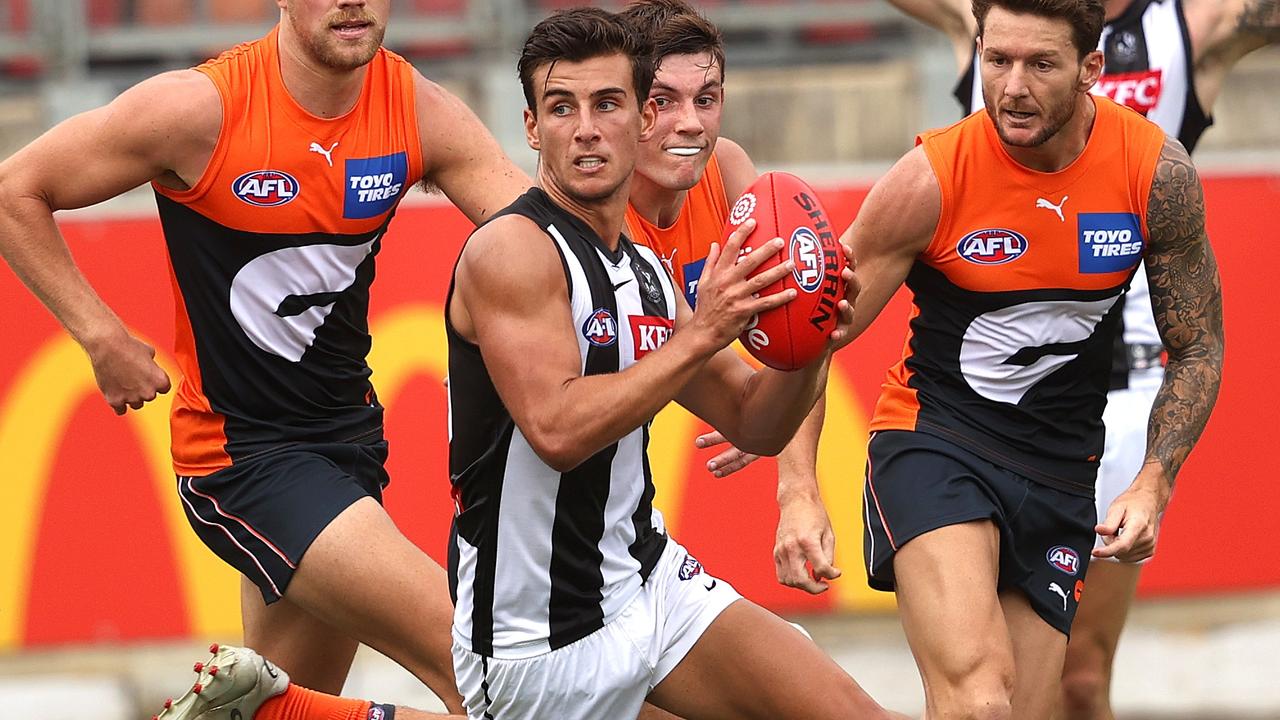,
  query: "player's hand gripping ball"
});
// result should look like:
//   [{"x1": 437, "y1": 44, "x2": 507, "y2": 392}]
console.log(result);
[{"x1": 723, "y1": 172, "x2": 847, "y2": 370}]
